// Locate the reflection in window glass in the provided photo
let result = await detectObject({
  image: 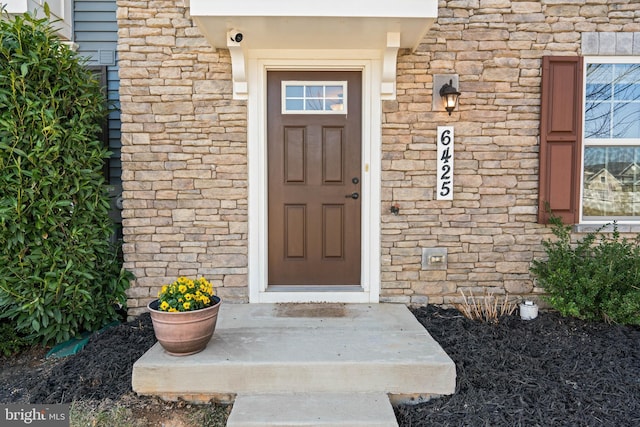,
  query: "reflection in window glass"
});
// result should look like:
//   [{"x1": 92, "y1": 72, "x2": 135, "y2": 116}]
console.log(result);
[
  {"x1": 282, "y1": 81, "x2": 347, "y2": 114},
  {"x1": 583, "y1": 61, "x2": 640, "y2": 221},
  {"x1": 325, "y1": 86, "x2": 343, "y2": 97},
  {"x1": 305, "y1": 86, "x2": 323, "y2": 98},
  {"x1": 585, "y1": 101, "x2": 611, "y2": 139},
  {"x1": 305, "y1": 99, "x2": 323, "y2": 111},
  {"x1": 326, "y1": 99, "x2": 344, "y2": 111},
  {"x1": 583, "y1": 147, "x2": 640, "y2": 218},
  {"x1": 613, "y1": 103, "x2": 640, "y2": 138},
  {"x1": 585, "y1": 63, "x2": 640, "y2": 139},
  {"x1": 615, "y1": 83, "x2": 640, "y2": 101},
  {"x1": 586, "y1": 83, "x2": 611, "y2": 101}
]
